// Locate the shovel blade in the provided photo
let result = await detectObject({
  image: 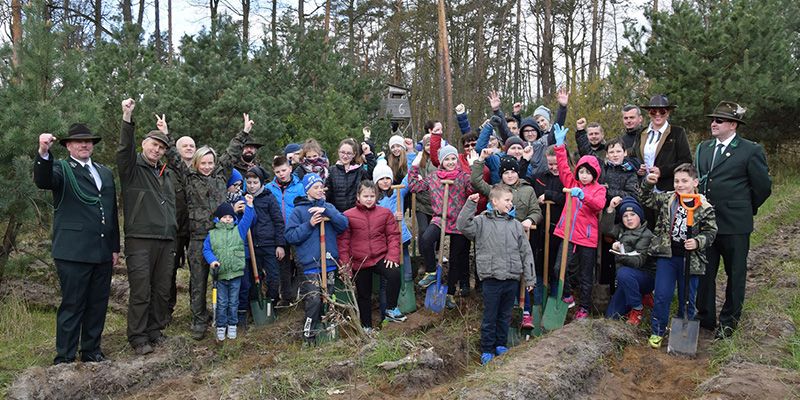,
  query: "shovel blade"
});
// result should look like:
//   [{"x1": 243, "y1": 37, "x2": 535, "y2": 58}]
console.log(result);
[
  {"x1": 398, "y1": 279, "x2": 417, "y2": 314},
  {"x1": 251, "y1": 297, "x2": 276, "y2": 326},
  {"x1": 424, "y1": 283, "x2": 447, "y2": 313},
  {"x1": 531, "y1": 305, "x2": 543, "y2": 337},
  {"x1": 667, "y1": 318, "x2": 700, "y2": 356},
  {"x1": 542, "y1": 296, "x2": 569, "y2": 331}
]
